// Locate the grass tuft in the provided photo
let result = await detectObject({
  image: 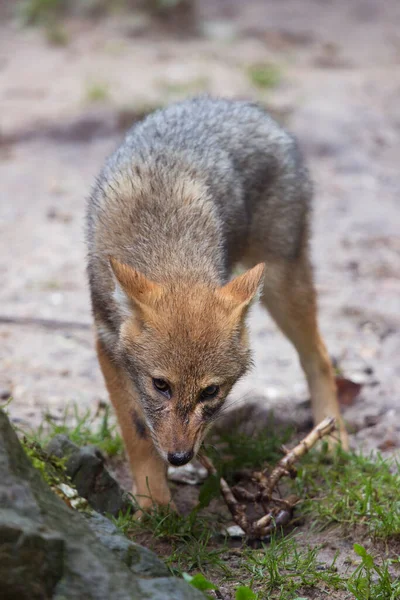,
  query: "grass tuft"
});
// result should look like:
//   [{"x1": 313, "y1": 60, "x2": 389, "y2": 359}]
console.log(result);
[
  {"x1": 293, "y1": 445, "x2": 400, "y2": 539},
  {"x1": 206, "y1": 417, "x2": 294, "y2": 481},
  {"x1": 22, "y1": 437, "x2": 69, "y2": 487},
  {"x1": 30, "y1": 403, "x2": 124, "y2": 457},
  {"x1": 347, "y1": 543, "x2": 400, "y2": 600},
  {"x1": 113, "y1": 504, "x2": 229, "y2": 576},
  {"x1": 247, "y1": 63, "x2": 281, "y2": 90},
  {"x1": 85, "y1": 81, "x2": 110, "y2": 103},
  {"x1": 18, "y1": 0, "x2": 63, "y2": 25},
  {"x1": 45, "y1": 21, "x2": 69, "y2": 45},
  {"x1": 242, "y1": 533, "x2": 345, "y2": 598},
  {"x1": 157, "y1": 76, "x2": 209, "y2": 97}
]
